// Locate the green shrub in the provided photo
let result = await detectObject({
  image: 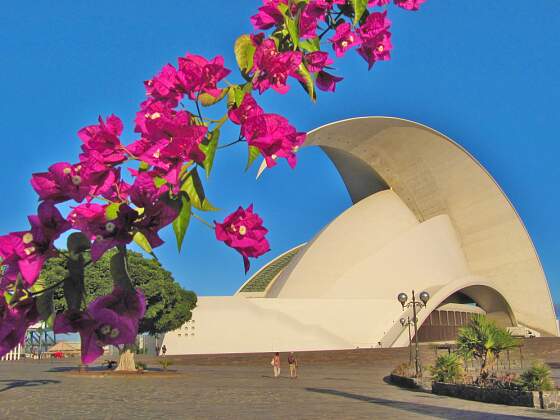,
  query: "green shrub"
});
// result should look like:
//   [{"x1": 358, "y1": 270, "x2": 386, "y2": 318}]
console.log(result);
[
  {"x1": 392, "y1": 362, "x2": 414, "y2": 378},
  {"x1": 430, "y1": 353, "x2": 464, "y2": 384},
  {"x1": 158, "y1": 359, "x2": 174, "y2": 371},
  {"x1": 456, "y1": 314, "x2": 519, "y2": 377},
  {"x1": 135, "y1": 362, "x2": 147, "y2": 371},
  {"x1": 520, "y1": 361, "x2": 554, "y2": 391}
]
